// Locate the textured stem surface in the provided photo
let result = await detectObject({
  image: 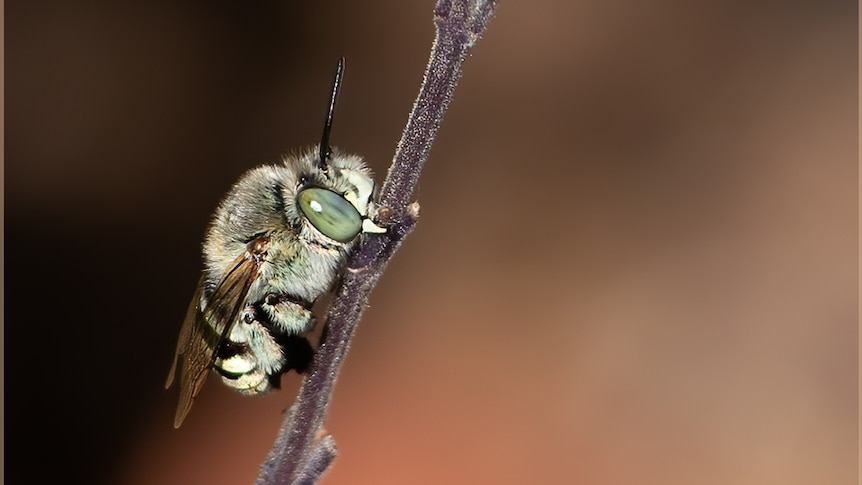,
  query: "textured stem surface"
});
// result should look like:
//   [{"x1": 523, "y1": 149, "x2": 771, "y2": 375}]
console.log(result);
[{"x1": 255, "y1": 2, "x2": 496, "y2": 484}]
